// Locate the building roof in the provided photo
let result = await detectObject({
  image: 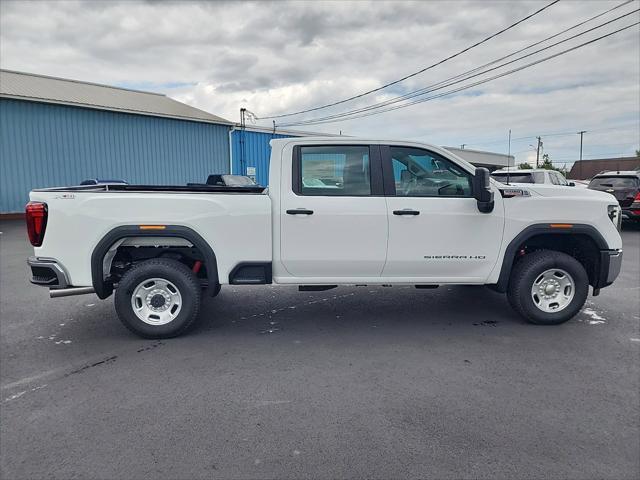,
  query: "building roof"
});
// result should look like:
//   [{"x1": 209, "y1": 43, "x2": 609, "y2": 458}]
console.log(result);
[
  {"x1": 444, "y1": 146, "x2": 514, "y2": 168},
  {"x1": 567, "y1": 157, "x2": 640, "y2": 180},
  {"x1": 0, "y1": 69, "x2": 232, "y2": 125},
  {"x1": 237, "y1": 124, "x2": 343, "y2": 137}
]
